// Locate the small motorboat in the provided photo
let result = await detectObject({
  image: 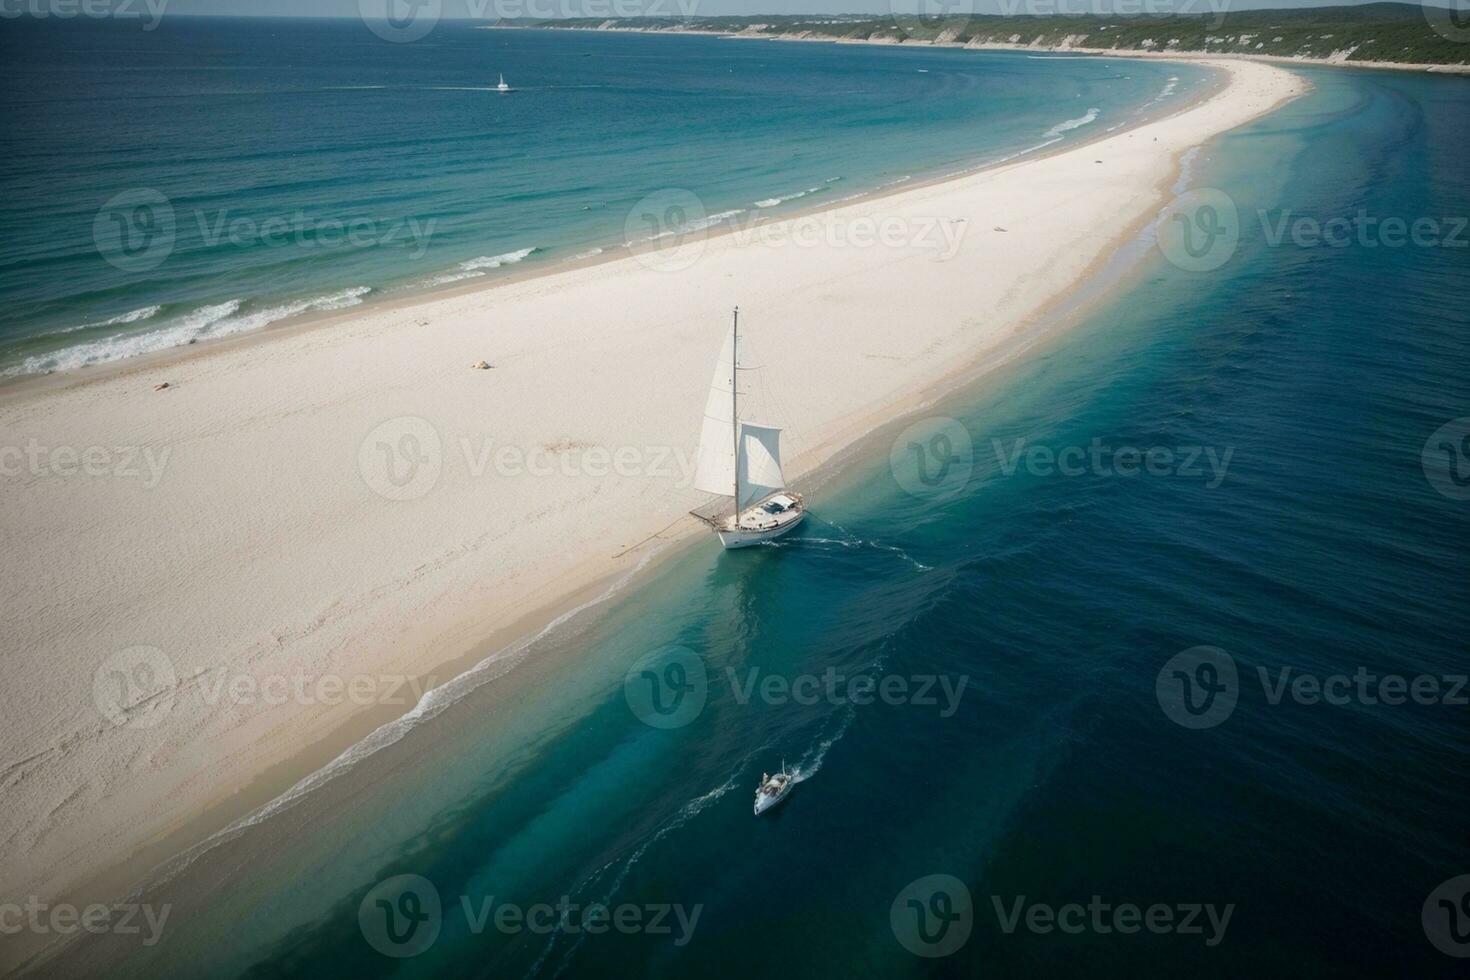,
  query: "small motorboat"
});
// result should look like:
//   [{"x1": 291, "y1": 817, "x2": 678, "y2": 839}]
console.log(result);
[{"x1": 753, "y1": 762, "x2": 796, "y2": 816}]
